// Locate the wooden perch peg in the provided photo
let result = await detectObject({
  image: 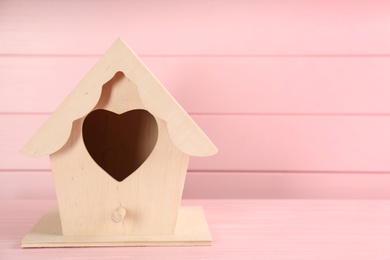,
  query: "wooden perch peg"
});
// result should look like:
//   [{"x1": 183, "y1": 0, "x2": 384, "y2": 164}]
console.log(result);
[{"x1": 111, "y1": 207, "x2": 126, "y2": 223}]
